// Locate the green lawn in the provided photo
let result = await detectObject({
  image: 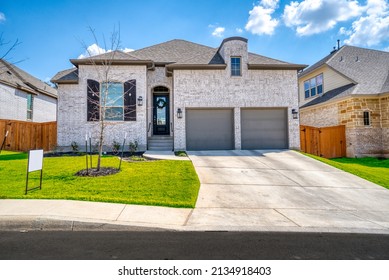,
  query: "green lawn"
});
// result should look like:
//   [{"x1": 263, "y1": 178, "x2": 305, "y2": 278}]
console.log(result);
[
  {"x1": 303, "y1": 153, "x2": 389, "y2": 190},
  {"x1": 0, "y1": 151, "x2": 200, "y2": 208}
]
